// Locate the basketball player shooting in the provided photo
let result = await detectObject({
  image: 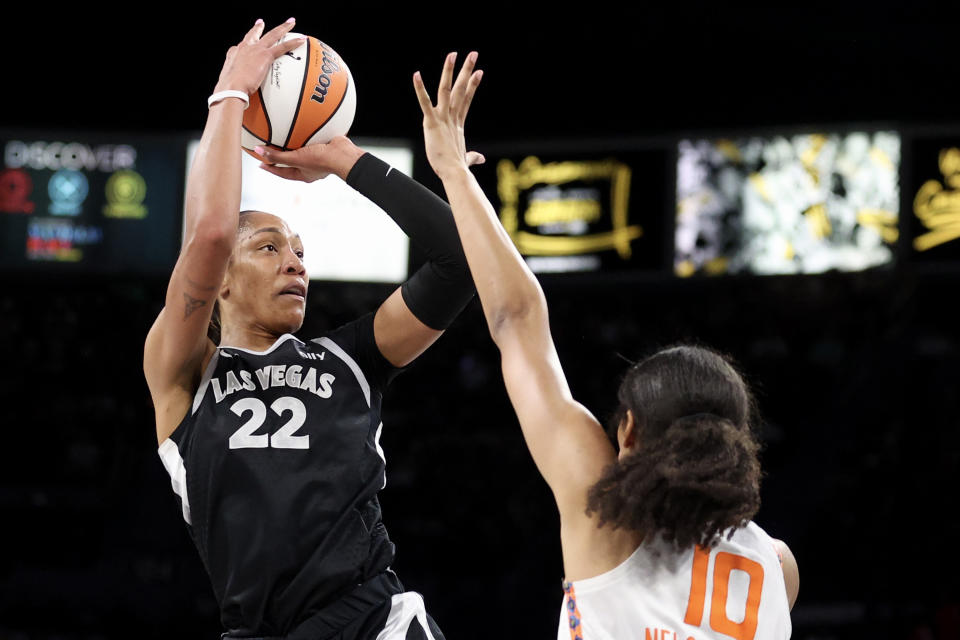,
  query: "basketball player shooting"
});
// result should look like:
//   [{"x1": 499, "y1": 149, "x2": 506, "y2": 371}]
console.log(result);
[
  {"x1": 412, "y1": 51, "x2": 800, "y2": 639},
  {"x1": 144, "y1": 19, "x2": 474, "y2": 639}
]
